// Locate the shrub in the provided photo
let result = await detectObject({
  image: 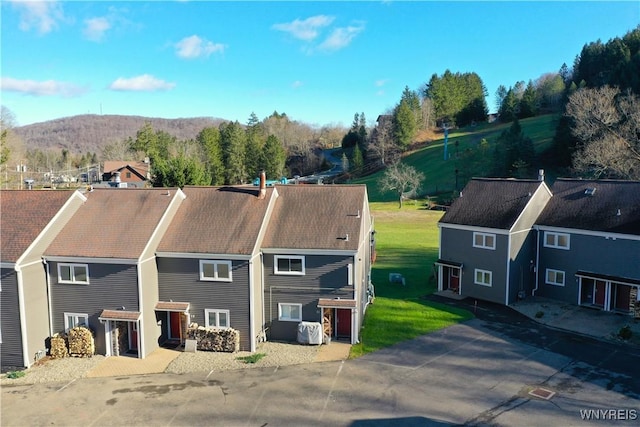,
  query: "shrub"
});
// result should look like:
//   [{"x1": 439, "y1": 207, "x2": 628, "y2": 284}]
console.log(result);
[
  {"x1": 535, "y1": 311, "x2": 544, "y2": 319},
  {"x1": 618, "y1": 325, "x2": 632, "y2": 340},
  {"x1": 236, "y1": 353, "x2": 266, "y2": 364},
  {"x1": 6, "y1": 371, "x2": 26, "y2": 379}
]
